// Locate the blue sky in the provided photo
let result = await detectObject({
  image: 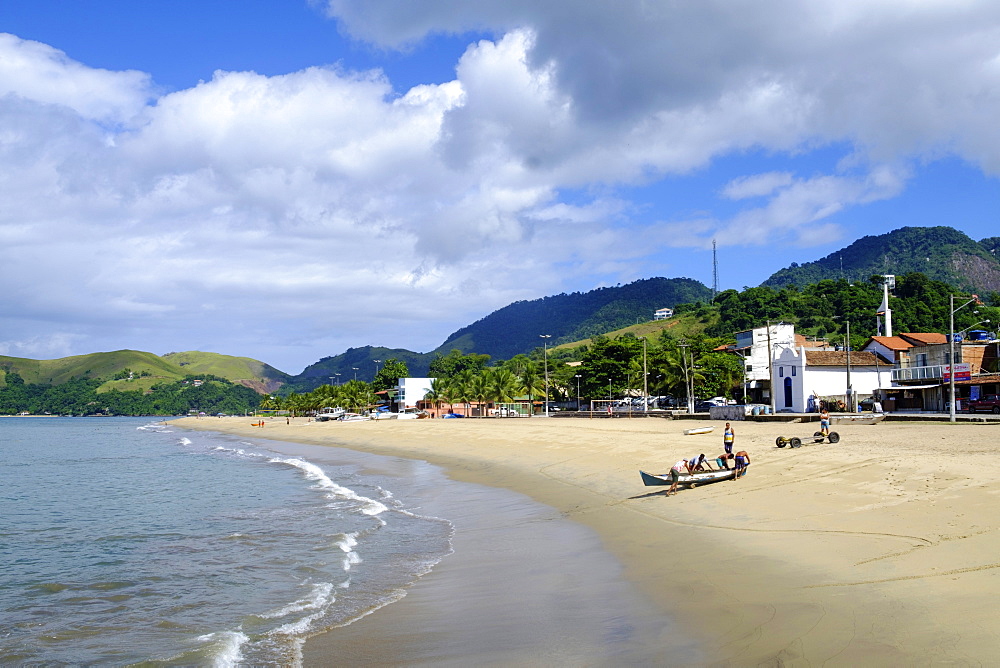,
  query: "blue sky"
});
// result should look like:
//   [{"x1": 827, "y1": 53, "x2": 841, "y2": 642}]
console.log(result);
[{"x1": 2, "y1": 1, "x2": 999, "y2": 373}]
